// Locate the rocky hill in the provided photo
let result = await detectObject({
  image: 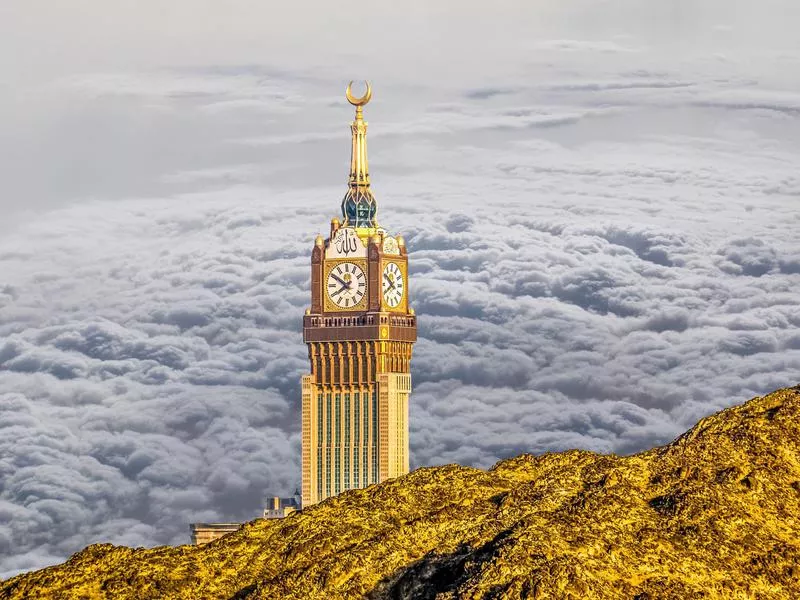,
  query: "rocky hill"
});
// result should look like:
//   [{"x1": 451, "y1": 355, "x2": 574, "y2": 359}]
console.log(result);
[{"x1": 2, "y1": 386, "x2": 800, "y2": 599}]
